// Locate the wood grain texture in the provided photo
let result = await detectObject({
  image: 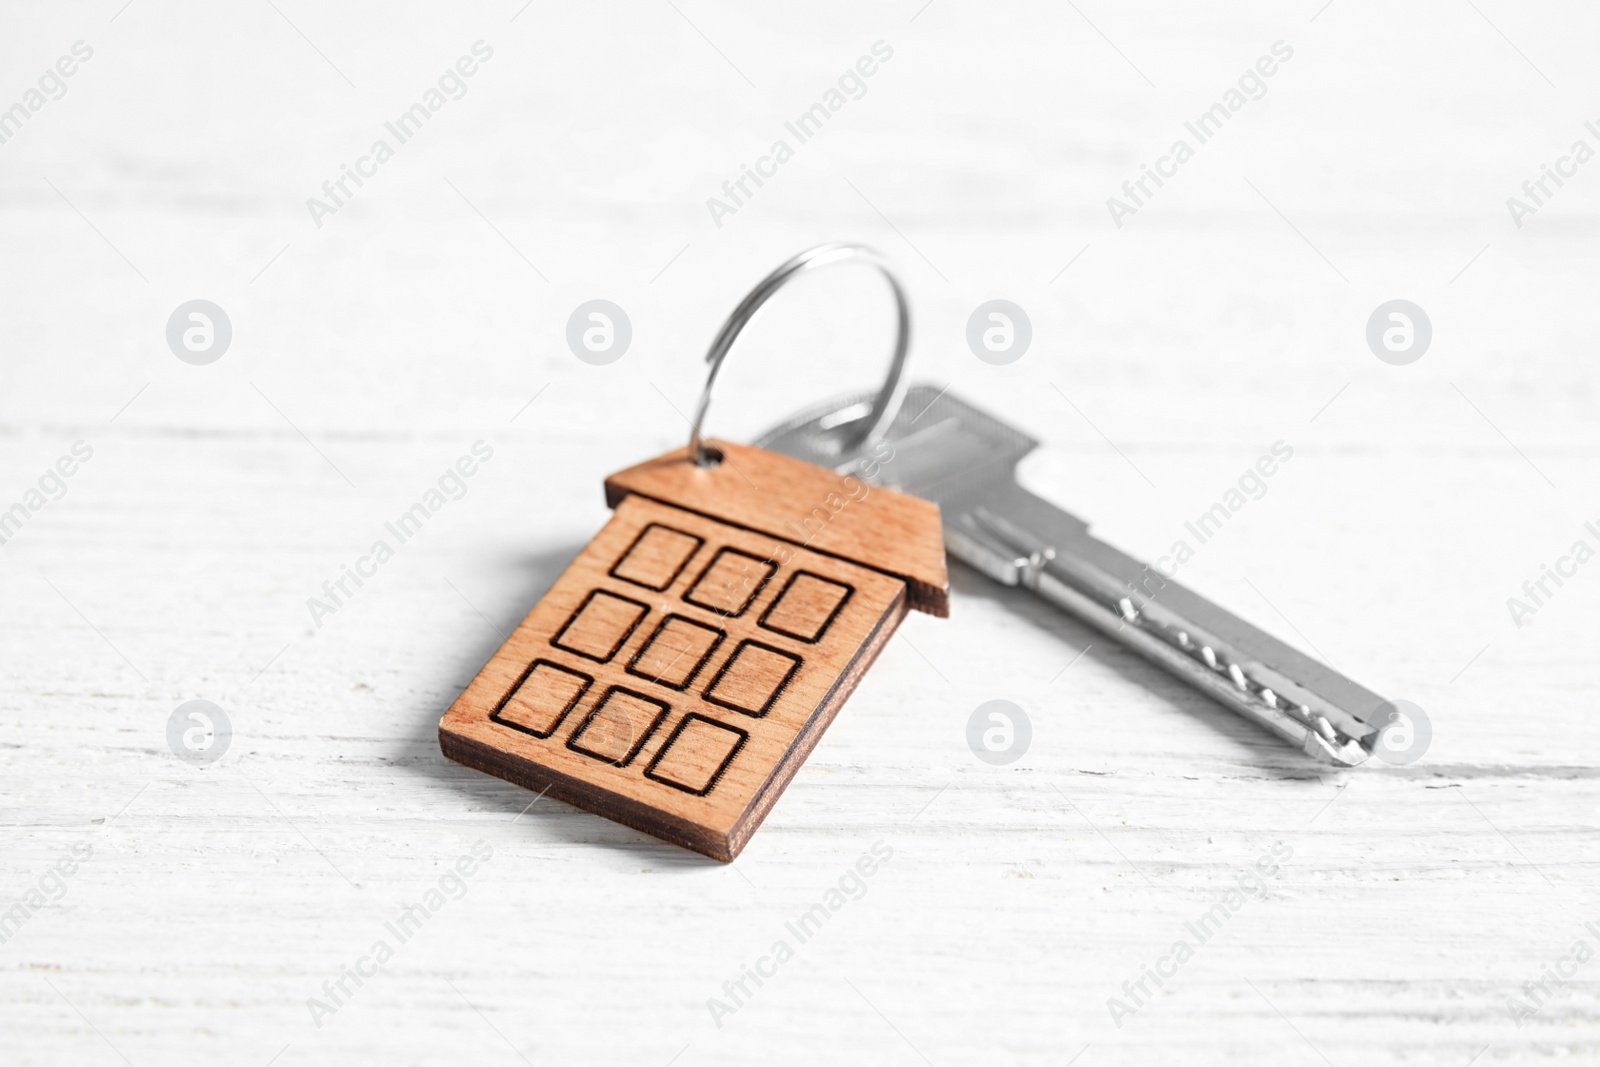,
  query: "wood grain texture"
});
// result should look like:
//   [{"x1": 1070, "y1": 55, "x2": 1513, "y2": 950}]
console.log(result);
[{"x1": 441, "y1": 487, "x2": 922, "y2": 860}]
